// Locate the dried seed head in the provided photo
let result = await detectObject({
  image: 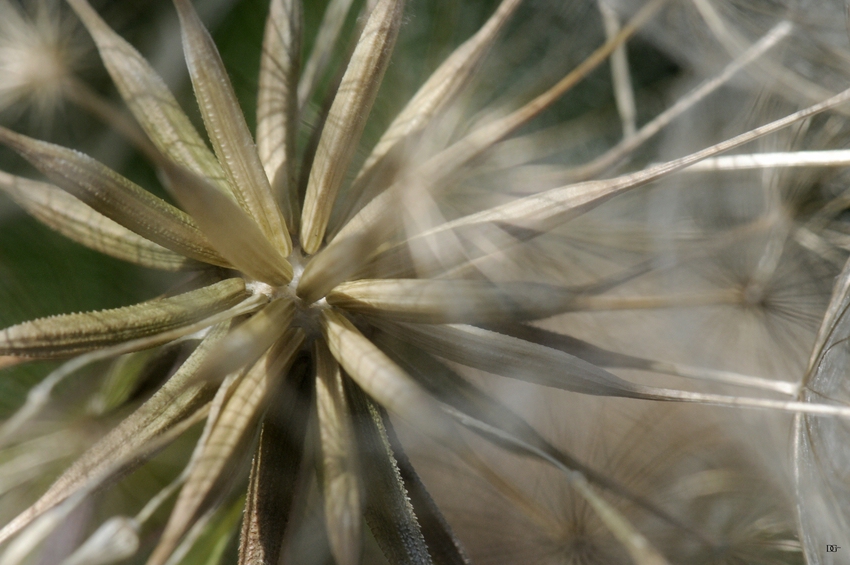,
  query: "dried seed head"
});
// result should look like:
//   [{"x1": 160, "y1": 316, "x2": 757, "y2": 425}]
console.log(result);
[
  {"x1": 0, "y1": 0, "x2": 82, "y2": 118},
  {"x1": 2, "y1": 0, "x2": 850, "y2": 563}
]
